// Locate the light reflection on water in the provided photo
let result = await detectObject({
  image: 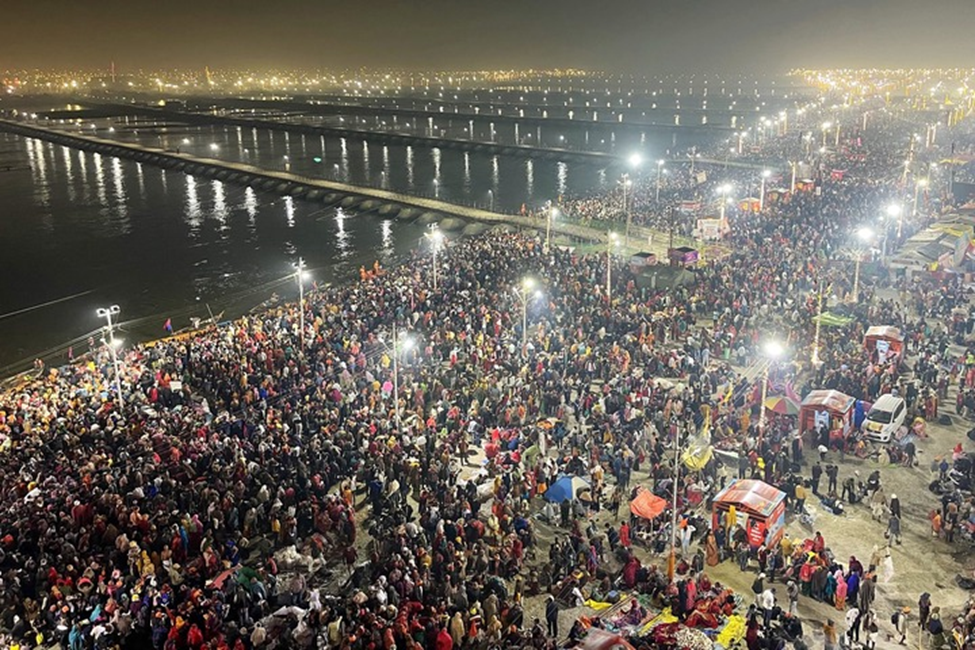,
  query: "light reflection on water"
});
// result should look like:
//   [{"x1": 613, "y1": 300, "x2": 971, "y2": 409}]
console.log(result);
[
  {"x1": 285, "y1": 195, "x2": 295, "y2": 228},
  {"x1": 381, "y1": 219, "x2": 393, "y2": 252},
  {"x1": 213, "y1": 180, "x2": 229, "y2": 226},
  {"x1": 185, "y1": 174, "x2": 201, "y2": 234},
  {"x1": 244, "y1": 186, "x2": 258, "y2": 221},
  {"x1": 94, "y1": 152, "x2": 106, "y2": 206},
  {"x1": 335, "y1": 207, "x2": 351, "y2": 258},
  {"x1": 0, "y1": 131, "x2": 439, "y2": 369},
  {"x1": 136, "y1": 162, "x2": 146, "y2": 199}
]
